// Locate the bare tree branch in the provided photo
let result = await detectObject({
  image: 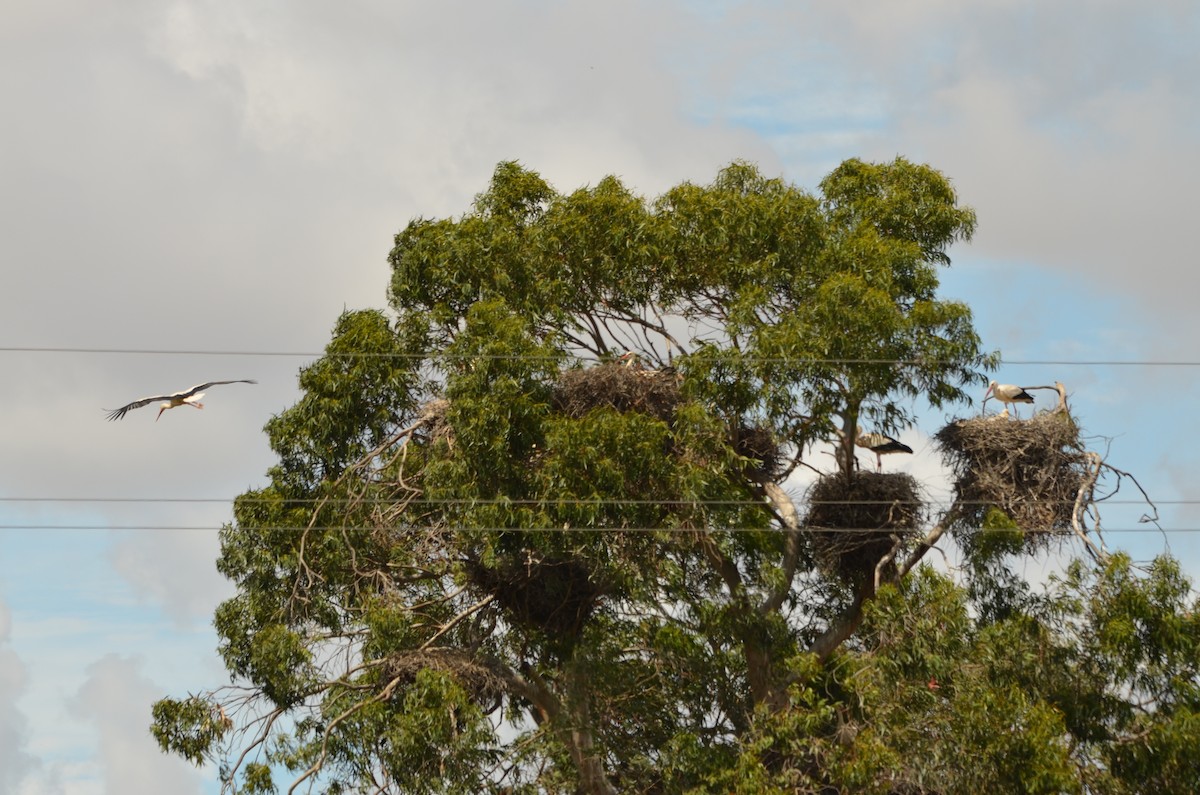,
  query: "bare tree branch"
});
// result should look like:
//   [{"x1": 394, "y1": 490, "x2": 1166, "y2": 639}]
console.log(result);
[{"x1": 759, "y1": 481, "x2": 803, "y2": 616}]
